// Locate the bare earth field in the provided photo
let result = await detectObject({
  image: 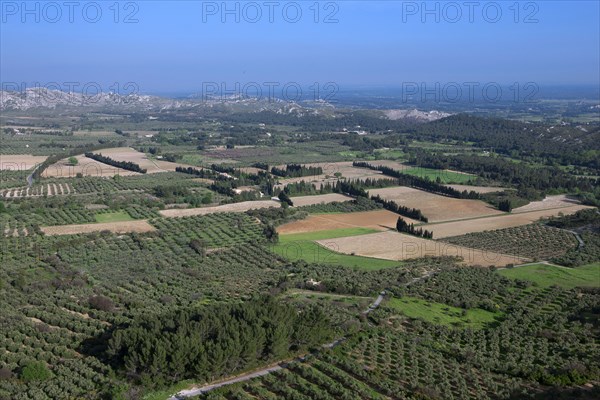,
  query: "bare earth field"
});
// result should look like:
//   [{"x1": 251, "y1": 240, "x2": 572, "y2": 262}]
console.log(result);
[
  {"x1": 316, "y1": 231, "x2": 527, "y2": 267},
  {"x1": 369, "y1": 186, "x2": 504, "y2": 222},
  {"x1": 445, "y1": 184, "x2": 509, "y2": 194},
  {"x1": 41, "y1": 220, "x2": 156, "y2": 235},
  {"x1": 425, "y1": 204, "x2": 593, "y2": 239},
  {"x1": 278, "y1": 210, "x2": 419, "y2": 234},
  {"x1": 160, "y1": 200, "x2": 280, "y2": 217},
  {"x1": 289, "y1": 193, "x2": 354, "y2": 207},
  {"x1": 0, "y1": 154, "x2": 48, "y2": 171},
  {"x1": 43, "y1": 147, "x2": 199, "y2": 178},
  {"x1": 95, "y1": 147, "x2": 197, "y2": 174},
  {"x1": 43, "y1": 154, "x2": 138, "y2": 178},
  {"x1": 274, "y1": 161, "x2": 394, "y2": 190},
  {"x1": 512, "y1": 195, "x2": 583, "y2": 213}
]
